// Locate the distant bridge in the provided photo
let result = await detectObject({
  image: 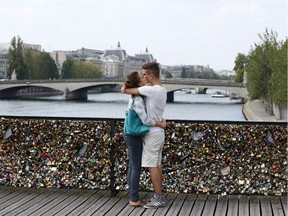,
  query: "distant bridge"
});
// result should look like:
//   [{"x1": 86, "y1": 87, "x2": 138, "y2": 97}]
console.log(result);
[{"x1": 0, "y1": 79, "x2": 247, "y2": 102}]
